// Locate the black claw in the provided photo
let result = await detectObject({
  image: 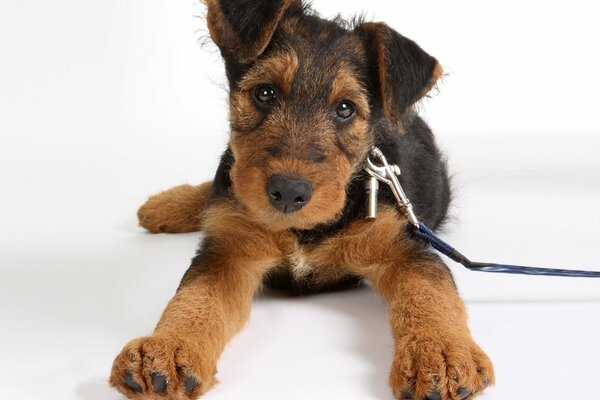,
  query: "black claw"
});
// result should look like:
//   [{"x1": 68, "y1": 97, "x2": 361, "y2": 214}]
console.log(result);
[
  {"x1": 401, "y1": 389, "x2": 413, "y2": 399},
  {"x1": 477, "y1": 367, "x2": 489, "y2": 387},
  {"x1": 124, "y1": 371, "x2": 143, "y2": 393},
  {"x1": 458, "y1": 387, "x2": 472, "y2": 400},
  {"x1": 425, "y1": 390, "x2": 442, "y2": 400},
  {"x1": 184, "y1": 374, "x2": 198, "y2": 394},
  {"x1": 151, "y1": 372, "x2": 167, "y2": 395}
]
